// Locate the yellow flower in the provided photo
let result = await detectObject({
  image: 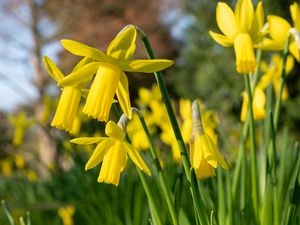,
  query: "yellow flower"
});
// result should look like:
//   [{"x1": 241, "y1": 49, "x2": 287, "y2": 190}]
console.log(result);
[
  {"x1": 71, "y1": 121, "x2": 151, "y2": 185},
  {"x1": 179, "y1": 98, "x2": 193, "y2": 144},
  {"x1": 58, "y1": 25, "x2": 174, "y2": 122},
  {"x1": 262, "y1": 4, "x2": 300, "y2": 61},
  {"x1": 240, "y1": 86, "x2": 266, "y2": 122},
  {"x1": 8, "y1": 112, "x2": 33, "y2": 147},
  {"x1": 259, "y1": 54, "x2": 294, "y2": 100},
  {"x1": 1, "y1": 160, "x2": 12, "y2": 177},
  {"x1": 27, "y1": 170, "x2": 38, "y2": 183},
  {"x1": 190, "y1": 100, "x2": 228, "y2": 180},
  {"x1": 14, "y1": 154, "x2": 25, "y2": 170},
  {"x1": 210, "y1": 0, "x2": 265, "y2": 74},
  {"x1": 58, "y1": 205, "x2": 75, "y2": 225},
  {"x1": 160, "y1": 123, "x2": 181, "y2": 162},
  {"x1": 43, "y1": 56, "x2": 91, "y2": 133}
]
